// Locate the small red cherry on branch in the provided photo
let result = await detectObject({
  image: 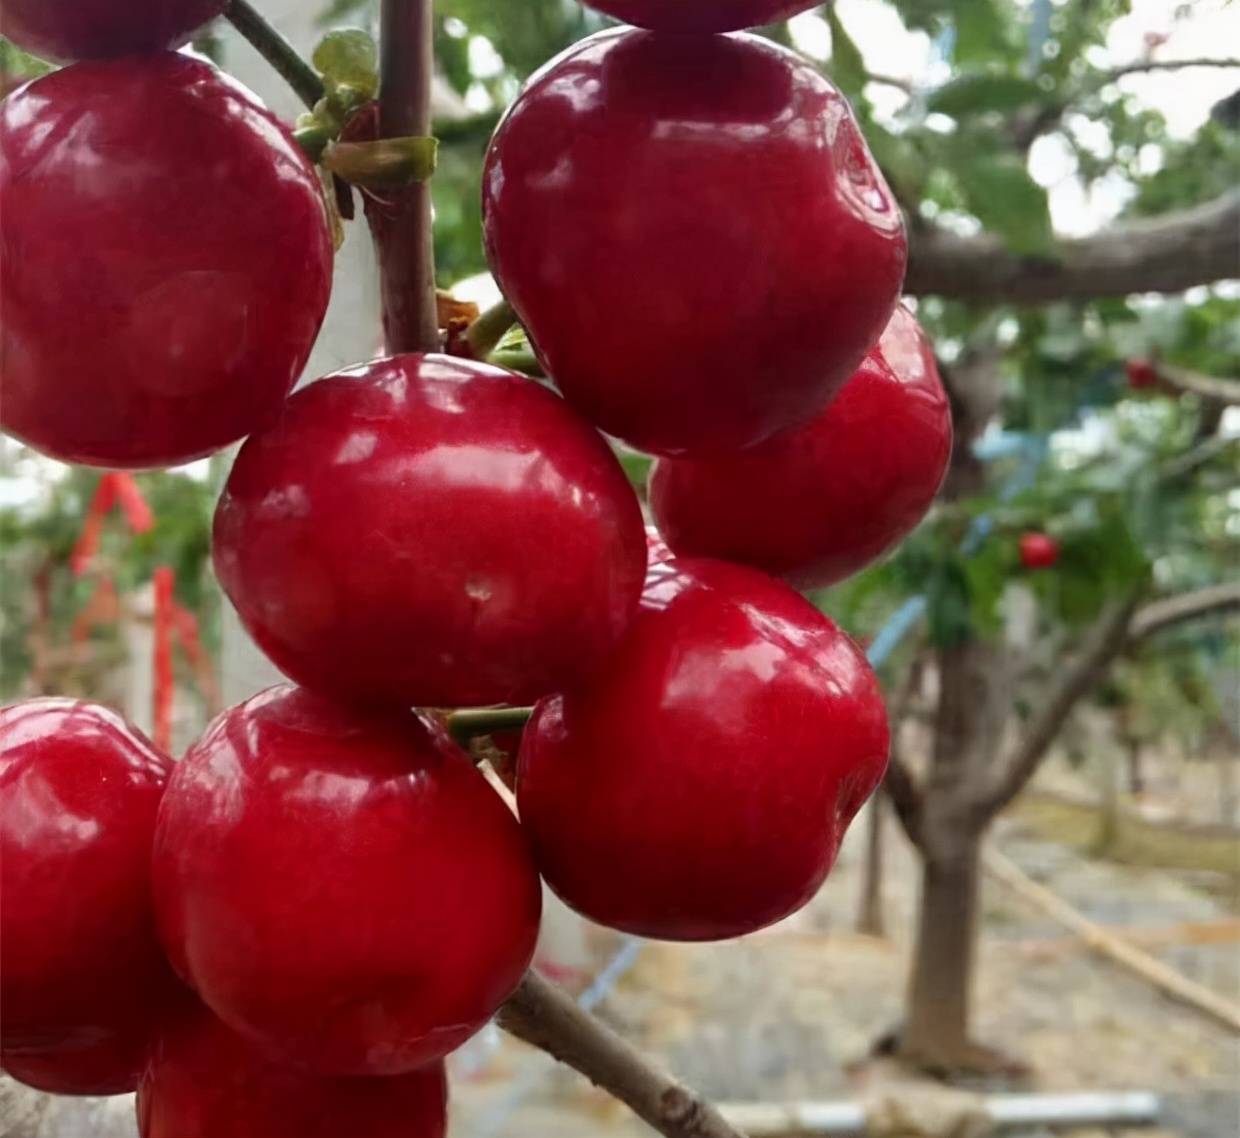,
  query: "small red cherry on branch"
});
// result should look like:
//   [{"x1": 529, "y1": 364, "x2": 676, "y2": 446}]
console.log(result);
[
  {"x1": 152, "y1": 684, "x2": 542, "y2": 1075},
  {"x1": 1018, "y1": 532, "x2": 1060, "y2": 570},
  {"x1": 0, "y1": 0, "x2": 226, "y2": 62},
  {"x1": 0, "y1": 54, "x2": 332, "y2": 468},
  {"x1": 1125, "y1": 358, "x2": 1160, "y2": 390},
  {"x1": 138, "y1": 1003, "x2": 448, "y2": 1138},
  {"x1": 517, "y1": 557, "x2": 889, "y2": 941},
  {"x1": 0, "y1": 699, "x2": 182, "y2": 1094},
  {"x1": 213, "y1": 353, "x2": 646, "y2": 710},
  {"x1": 579, "y1": 0, "x2": 820, "y2": 33},
  {"x1": 483, "y1": 28, "x2": 906, "y2": 456},
  {"x1": 649, "y1": 304, "x2": 952, "y2": 589}
]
